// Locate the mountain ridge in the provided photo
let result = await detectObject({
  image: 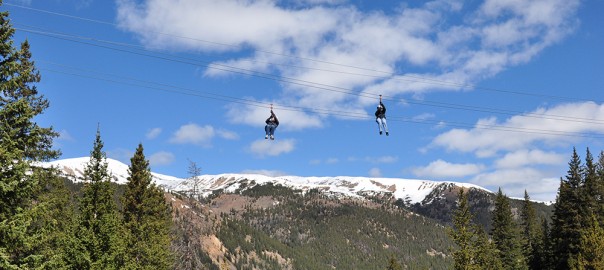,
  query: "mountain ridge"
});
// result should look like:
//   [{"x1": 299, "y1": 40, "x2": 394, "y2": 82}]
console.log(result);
[{"x1": 43, "y1": 157, "x2": 496, "y2": 205}]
